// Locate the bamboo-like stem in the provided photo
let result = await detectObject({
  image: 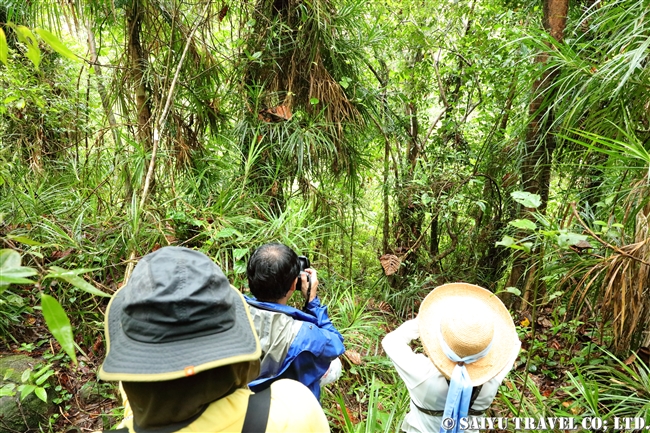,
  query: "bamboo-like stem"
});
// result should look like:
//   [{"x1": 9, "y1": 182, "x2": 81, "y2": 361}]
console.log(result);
[{"x1": 123, "y1": 2, "x2": 212, "y2": 282}]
